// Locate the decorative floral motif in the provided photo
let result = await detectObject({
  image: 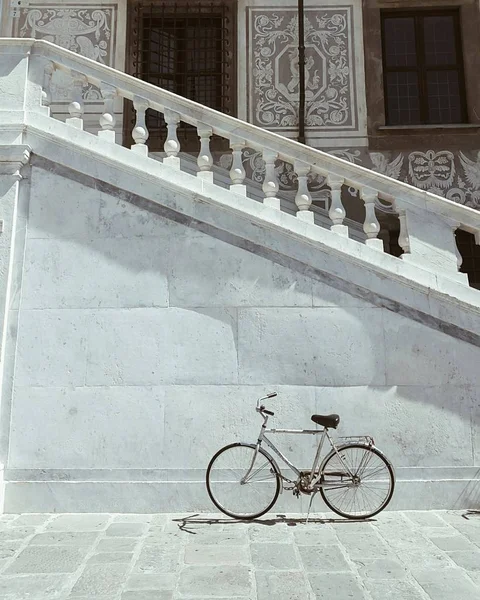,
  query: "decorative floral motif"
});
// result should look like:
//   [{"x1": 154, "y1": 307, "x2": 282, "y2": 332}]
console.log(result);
[
  {"x1": 14, "y1": 5, "x2": 116, "y2": 101},
  {"x1": 408, "y1": 150, "x2": 455, "y2": 194},
  {"x1": 370, "y1": 152, "x2": 404, "y2": 180},
  {"x1": 369, "y1": 149, "x2": 480, "y2": 210},
  {"x1": 249, "y1": 8, "x2": 354, "y2": 132}
]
